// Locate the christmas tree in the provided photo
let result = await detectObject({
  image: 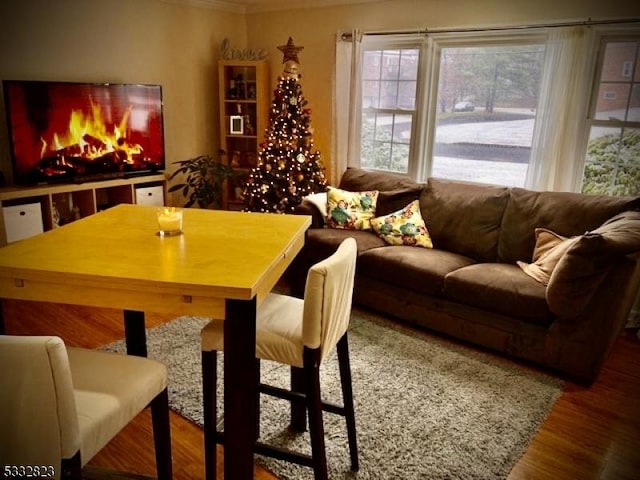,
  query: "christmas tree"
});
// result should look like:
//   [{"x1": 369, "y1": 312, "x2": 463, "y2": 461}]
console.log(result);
[{"x1": 243, "y1": 37, "x2": 327, "y2": 213}]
